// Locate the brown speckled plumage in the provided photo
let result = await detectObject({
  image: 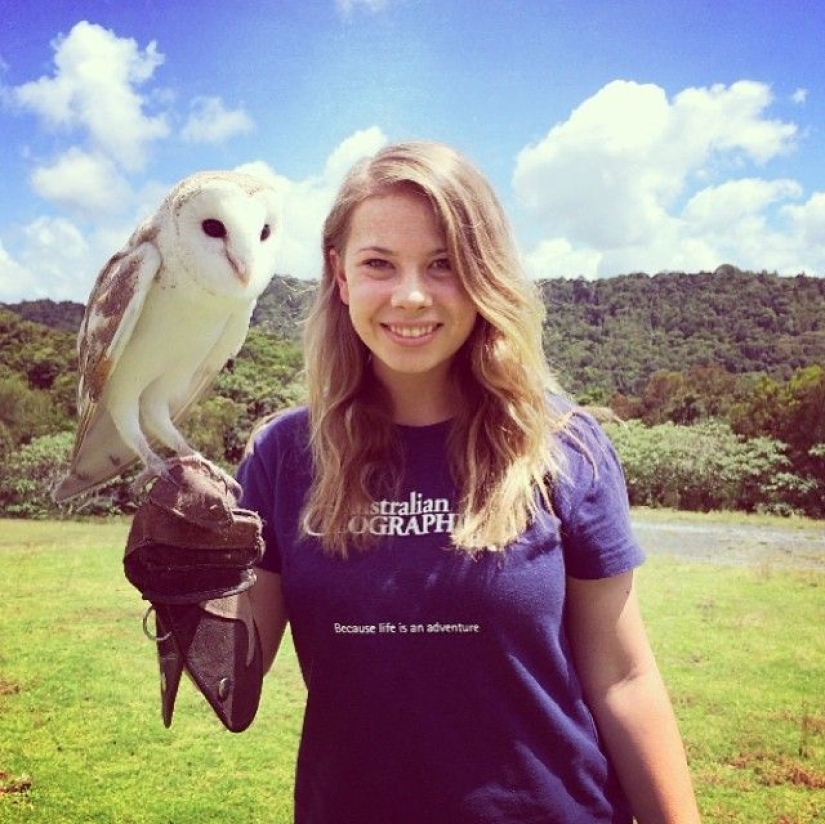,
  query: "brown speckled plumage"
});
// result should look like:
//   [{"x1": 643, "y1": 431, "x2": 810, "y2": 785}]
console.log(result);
[{"x1": 53, "y1": 170, "x2": 281, "y2": 502}]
